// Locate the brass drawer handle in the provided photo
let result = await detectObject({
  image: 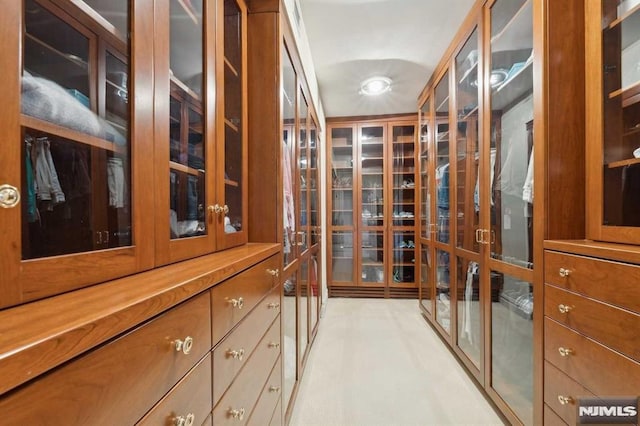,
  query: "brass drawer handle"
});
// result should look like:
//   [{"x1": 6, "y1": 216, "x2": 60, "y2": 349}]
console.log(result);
[
  {"x1": 228, "y1": 297, "x2": 244, "y2": 309},
  {"x1": 0, "y1": 184, "x2": 20, "y2": 208},
  {"x1": 267, "y1": 268, "x2": 280, "y2": 277},
  {"x1": 558, "y1": 347, "x2": 573, "y2": 357},
  {"x1": 558, "y1": 395, "x2": 574, "y2": 405},
  {"x1": 267, "y1": 302, "x2": 280, "y2": 309},
  {"x1": 559, "y1": 268, "x2": 571, "y2": 278},
  {"x1": 558, "y1": 304, "x2": 572, "y2": 314},
  {"x1": 228, "y1": 408, "x2": 245, "y2": 421},
  {"x1": 174, "y1": 413, "x2": 195, "y2": 426},
  {"x1": 269, "y1": 385, "x2": 281, "y2": 393},
  {"x1": 226, "y1": 348, "x2": 245, "y2": 361},
  {"x1": 174, "y1": 336, "x2": 194, "y2": 355},
  {"x1": 268, "y1": 342, "x2": 280, "y2": 349}
]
